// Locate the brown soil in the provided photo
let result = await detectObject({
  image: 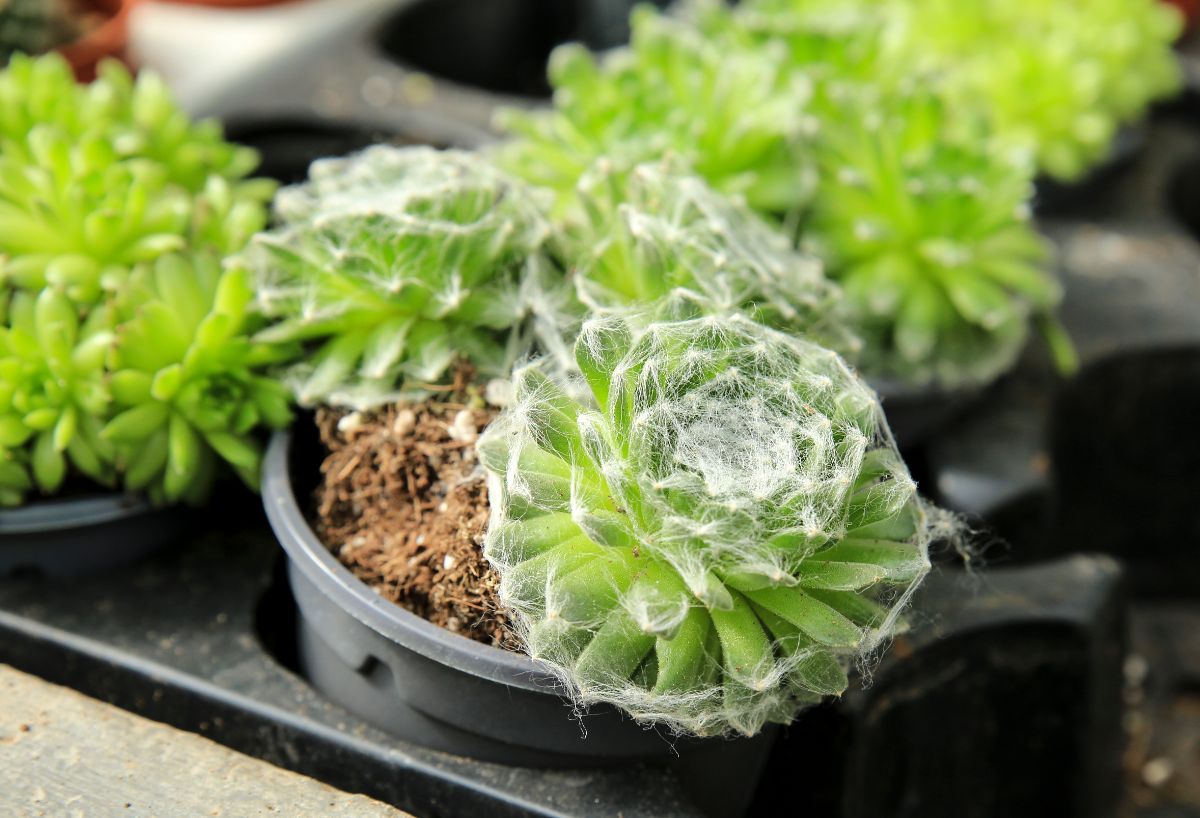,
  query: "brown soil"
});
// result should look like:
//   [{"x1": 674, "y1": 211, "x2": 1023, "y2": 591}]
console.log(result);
[{"x1": 310, "y1": 387, "x2": 518, "y2": 650}]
